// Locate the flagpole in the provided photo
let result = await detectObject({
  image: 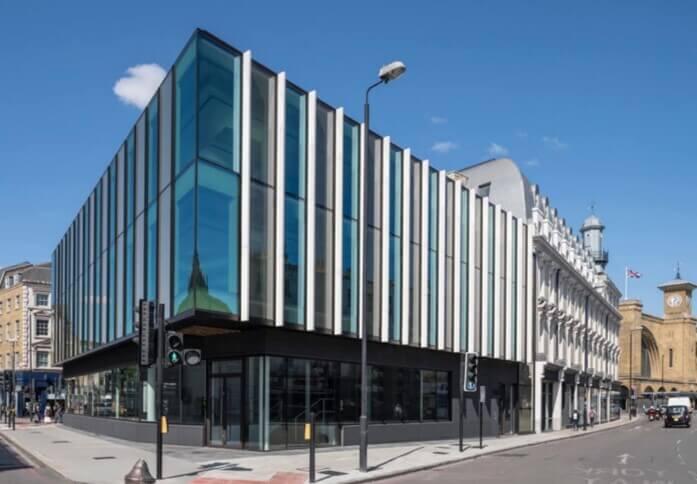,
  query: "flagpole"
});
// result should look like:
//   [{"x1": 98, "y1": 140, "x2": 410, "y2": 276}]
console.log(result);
[{"x1": 625, "y1": 266, "x2": 628, "y2": 300}]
